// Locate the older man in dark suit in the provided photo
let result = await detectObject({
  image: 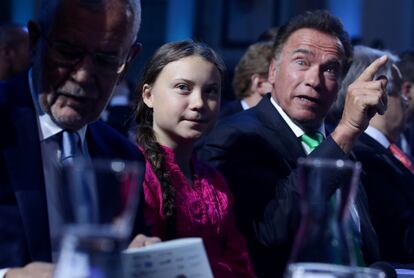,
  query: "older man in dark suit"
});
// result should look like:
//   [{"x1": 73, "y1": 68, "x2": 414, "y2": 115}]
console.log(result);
[
  {"x1": 337, "y1": 46, "x2": 414, "y2": 263},
  {"x1": 0, "y1": 0, "x2": 157, "y2": 277},
  {"x1": 200, "y1": 10, "x2": 389, "y2": 277}
]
